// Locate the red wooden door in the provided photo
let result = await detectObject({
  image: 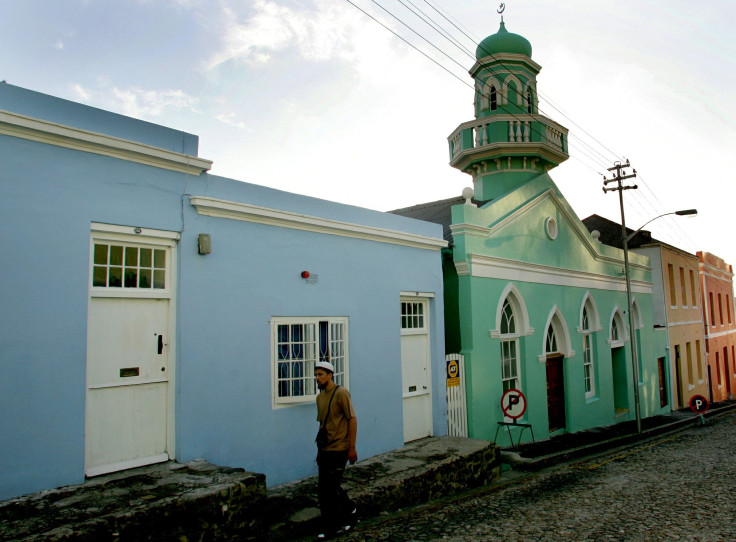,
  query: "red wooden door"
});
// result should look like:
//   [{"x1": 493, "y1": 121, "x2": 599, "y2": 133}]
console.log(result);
[{"x1": 546, "y1": 355, "x2": 565, "y2": 432}]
